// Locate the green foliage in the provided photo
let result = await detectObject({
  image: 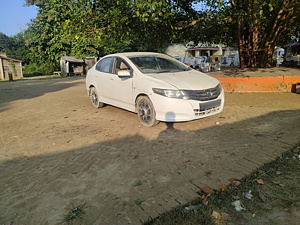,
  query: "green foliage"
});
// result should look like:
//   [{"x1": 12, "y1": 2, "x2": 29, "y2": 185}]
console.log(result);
[
  {"x1": 0, "y1": 31, "x2": 34, "y2": 65},
  {"x1": 201, "y1": 0, "x2": 300, "y2": 67},
  {"x1": 23, "y1": 62, "x2": 55, "y2": 76},
  {"x1": 0, "y1": 32, "x2": 12, "y2": 54},
  {"x1": 24, "y1": 0, "x2": 210, "y2": 63},
  {"x1": 20, "y1": 0, "x2": 300, "y2": 68}
]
